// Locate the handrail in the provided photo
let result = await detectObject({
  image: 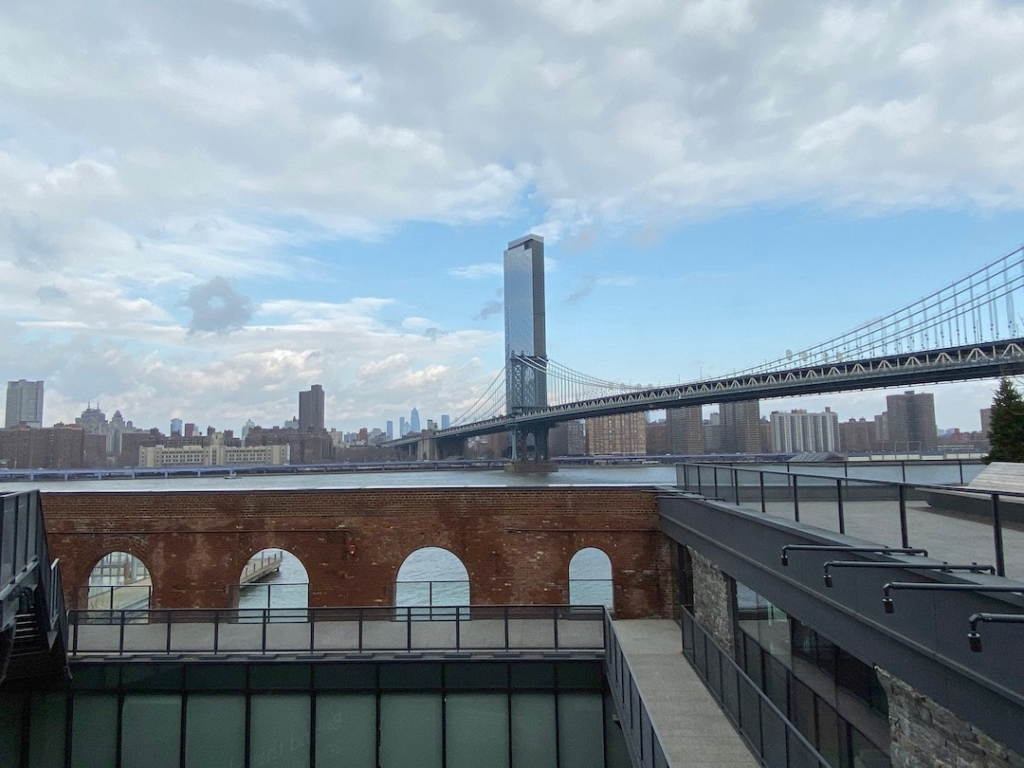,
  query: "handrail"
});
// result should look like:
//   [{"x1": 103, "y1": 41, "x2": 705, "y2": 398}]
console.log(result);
[
  {"x1": 66, "y1": 604, "x2": 607, "y2": 657},
  {"x1": 680, "y1": 607, "x2": 830, "y2": 767},
  {"x1": 678, "y1": 462, "x2": 1015, "y2": 577}
]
